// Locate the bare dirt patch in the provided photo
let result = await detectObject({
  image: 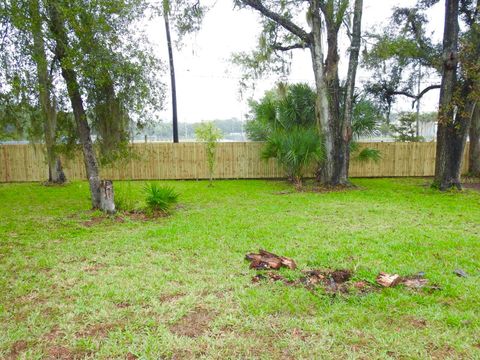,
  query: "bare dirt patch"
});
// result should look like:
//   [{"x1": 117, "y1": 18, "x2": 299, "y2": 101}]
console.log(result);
[
  {"x1": 274, "y1": 182, "x2": 360, "y2": 194},
  {"x1": 463, "y1": 183, "x2": 480, "y2": 192},
  {"x1": 7, "y1": 340, "x2": 28, "y2": 360},
  {"x1": 170, "y1": 307, "x2": 213, "y2": 338},
  {"x1": 80, "y1": 210, "x2": 169, "y2": 227},
  {"x1": 81, "y1": 217, "x2": 105, "y2": 227},
  {"x1": 126, "y1": 352, "x2": 138, "y2": 360},
  {"x1": 115, "y1": 302, "x2": 131, "y2": 308},
  {"x1": 159, "y1": 292, "x2": 185, "y2": 303},
  {"x1": 42, "y1": 326, "x2": 65, "y2": 342},
  {"x1": 76, "y1": 323, "x2": 119, "y2": 338},
  {"x1": 47, "y1": 345, "x2": 73, "y2": 360},
  {"x1": 252, "y1": 268, "x2": 368, "y2": 295},
  {"x1": 426, "y1": 343, "x2": 458, "y2": 359},
  {"x1": 406, "y1": 317, "x2": 428, "y2": 328},
  {"x1": 82, "y1": 262, "x2": 106, "y2": 274}
]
